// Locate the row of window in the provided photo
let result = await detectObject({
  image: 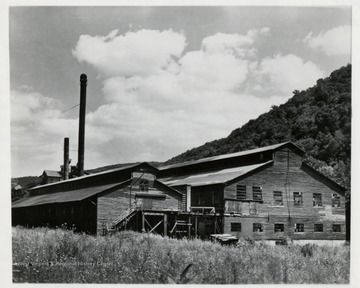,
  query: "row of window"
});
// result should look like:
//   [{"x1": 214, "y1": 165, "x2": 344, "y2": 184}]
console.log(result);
[
  {"x1": 236, "y1": 185, "x2": 263, "y2": 201},
  {"x1": 230, "y1": 222, "x2": 342, "y2": 233},
  {"x1": 292, "y1": 192, "x2": 340, "y2": 207},
  {"x1": 235, "y1": 185, "x2": 341, "y2": 207}
]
